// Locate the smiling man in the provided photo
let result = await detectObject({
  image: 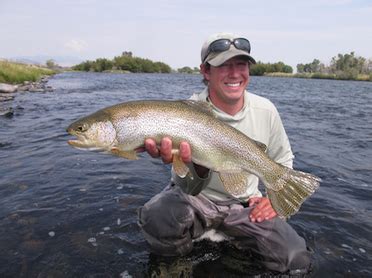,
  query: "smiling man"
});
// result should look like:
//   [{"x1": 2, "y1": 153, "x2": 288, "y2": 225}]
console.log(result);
[{"x1": 139, "y1": 32, "x2": 312, "y2": 274}]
